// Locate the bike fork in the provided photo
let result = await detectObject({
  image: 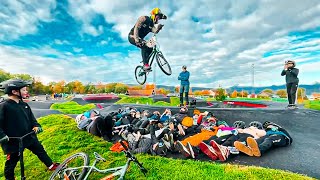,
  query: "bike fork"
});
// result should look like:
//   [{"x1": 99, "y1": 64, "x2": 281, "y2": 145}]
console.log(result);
[{"x1": 19, "y1": 140, "x2": 26, "y2": 180}]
